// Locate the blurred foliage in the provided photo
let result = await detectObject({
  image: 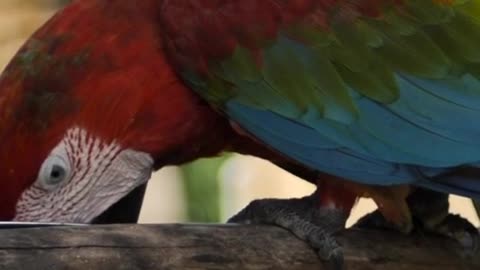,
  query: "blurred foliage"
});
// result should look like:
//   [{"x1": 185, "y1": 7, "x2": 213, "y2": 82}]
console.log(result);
[{"x1": 180, "y1": 155, "x2": 231, "y2": 222}]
